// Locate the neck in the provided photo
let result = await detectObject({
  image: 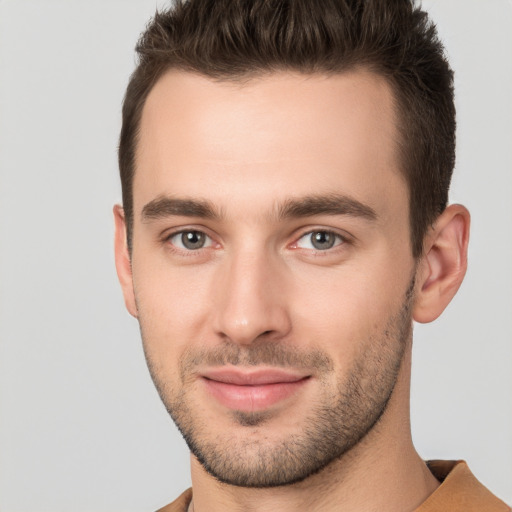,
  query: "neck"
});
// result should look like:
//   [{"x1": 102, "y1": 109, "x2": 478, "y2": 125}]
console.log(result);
[{"x1": 188, "y1": 347, "x2": 439, "y2": 512}]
